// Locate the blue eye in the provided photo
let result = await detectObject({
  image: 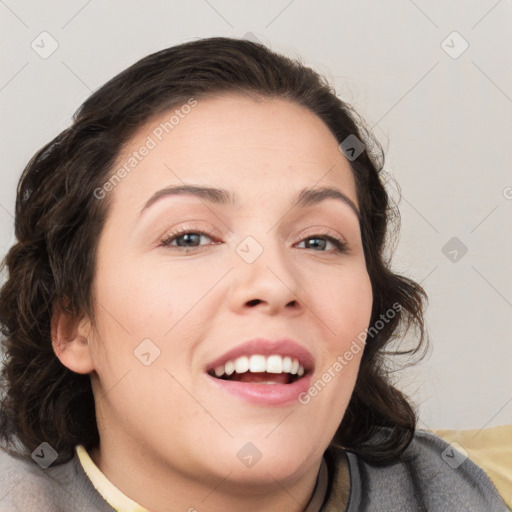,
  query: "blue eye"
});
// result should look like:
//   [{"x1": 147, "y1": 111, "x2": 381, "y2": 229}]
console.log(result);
[
  {"x1": 296, "y1": 235, "x2": 347, "y2": 253},
  {"x1": 159, "y1": 230, "x2": 214, "y2": 248}
]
